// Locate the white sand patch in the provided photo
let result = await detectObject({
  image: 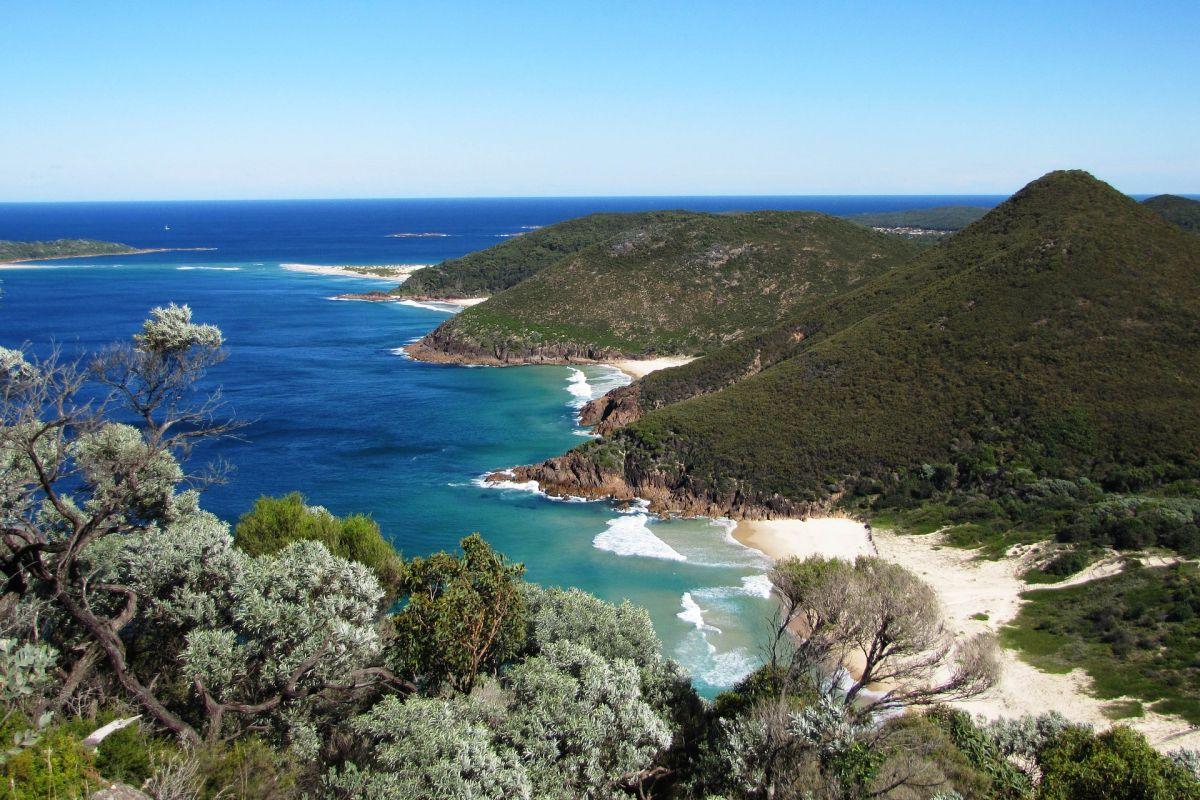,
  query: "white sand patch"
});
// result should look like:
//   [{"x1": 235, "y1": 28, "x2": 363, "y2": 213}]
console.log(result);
[
  {"x1": 281, "y1": 263, "x2": 429, "y2": 280},
  {"x1": 605, "y1": 356, "x2": 697, "y2": 379},
  {"x1": 872, "y1": 529, "x2": 1200, "y2": 752},
  {"x1": 732, "y1": 517, "x2": 875, "y2": 563}
]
